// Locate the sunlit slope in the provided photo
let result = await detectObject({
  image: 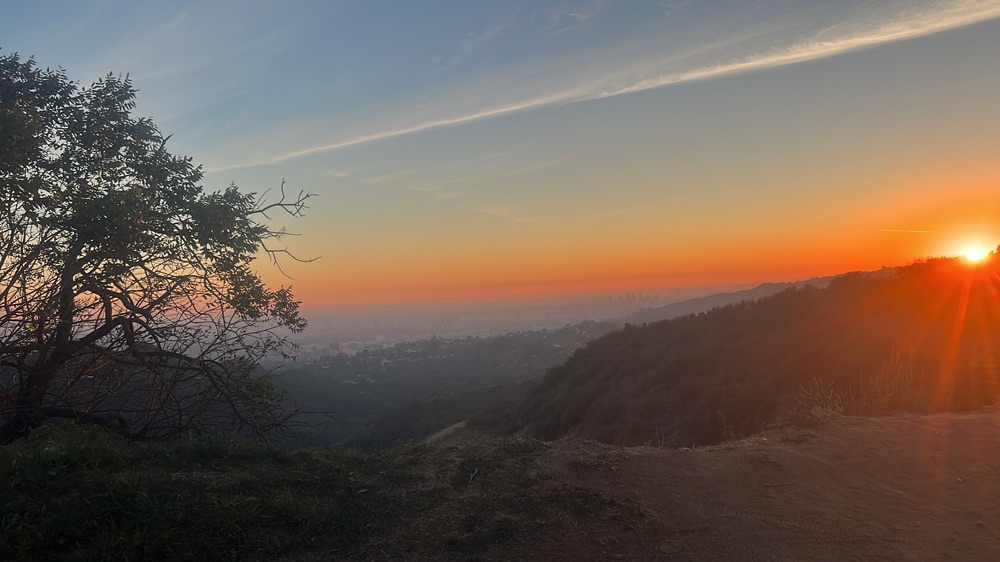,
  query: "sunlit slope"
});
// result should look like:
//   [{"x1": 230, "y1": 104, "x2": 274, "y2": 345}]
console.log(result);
[{"x1": 513, "y1": 256, "x2": 1000, "y2": 447}]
